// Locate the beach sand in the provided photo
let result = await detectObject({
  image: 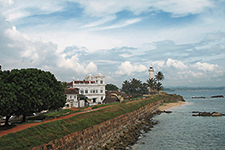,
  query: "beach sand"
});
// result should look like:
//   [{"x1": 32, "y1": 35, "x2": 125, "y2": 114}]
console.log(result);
[{"x1": 158, "y1": 101, "x2": 187, "y2": 111}]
